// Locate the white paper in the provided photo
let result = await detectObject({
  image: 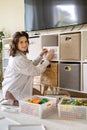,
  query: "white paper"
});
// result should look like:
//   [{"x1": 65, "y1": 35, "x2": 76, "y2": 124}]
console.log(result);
[
  {"x1": 8, "y1": 124, "x2": 46, "y2": 130},
  {"x1": 43, "y1": 46, "x2": 59, "y2": 61},
  {"x1": 0, "y1": 117, "x2": 19, "y2": 130}
]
